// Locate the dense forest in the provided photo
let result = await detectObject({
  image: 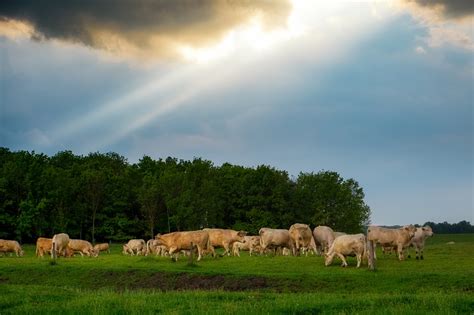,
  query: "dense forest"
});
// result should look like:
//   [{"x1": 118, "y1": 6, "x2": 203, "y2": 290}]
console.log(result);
[
  {"x1": 422, "y1": 221, "x2": 474, "y2": 234},
  {"x1": 0, "y1": 148, "x2": 373, "y2": 243}
]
